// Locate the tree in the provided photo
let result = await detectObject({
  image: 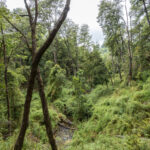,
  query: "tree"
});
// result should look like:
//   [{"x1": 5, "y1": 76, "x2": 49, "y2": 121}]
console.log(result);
[
  {"x1": 130, "y1": 0, "x2": 150, "y2": 78},
  {"x1": 97, "y1": 0, "x2": 125, "y2": 82},
  {"x1": 47, "y1": 64, "x2": 66, "y2": 102},
  {"x1": 59, "y1": 19, "x2": 79, "y2": 76},
  {"x1": 72, "y1": 70, "x2": 91, "y2": 121},
  {"x1": 84, "y1": 45, "x2": 108, "y2": 87},
  {"x1": 131, "y1": 0, "x2": 150, "y2": 27},
  {"x1": 7, "y1": 0, "x2": 71, "y2": 149},
  {"x1": 0, "y1": 15, "x2": 23, "y2": 134},
  {"x1": 125, "y1": 0, "x2": 133, "y2": 83},
  {"x1": 79, "y1": 24, "x2": 92, "y2": 52}
]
